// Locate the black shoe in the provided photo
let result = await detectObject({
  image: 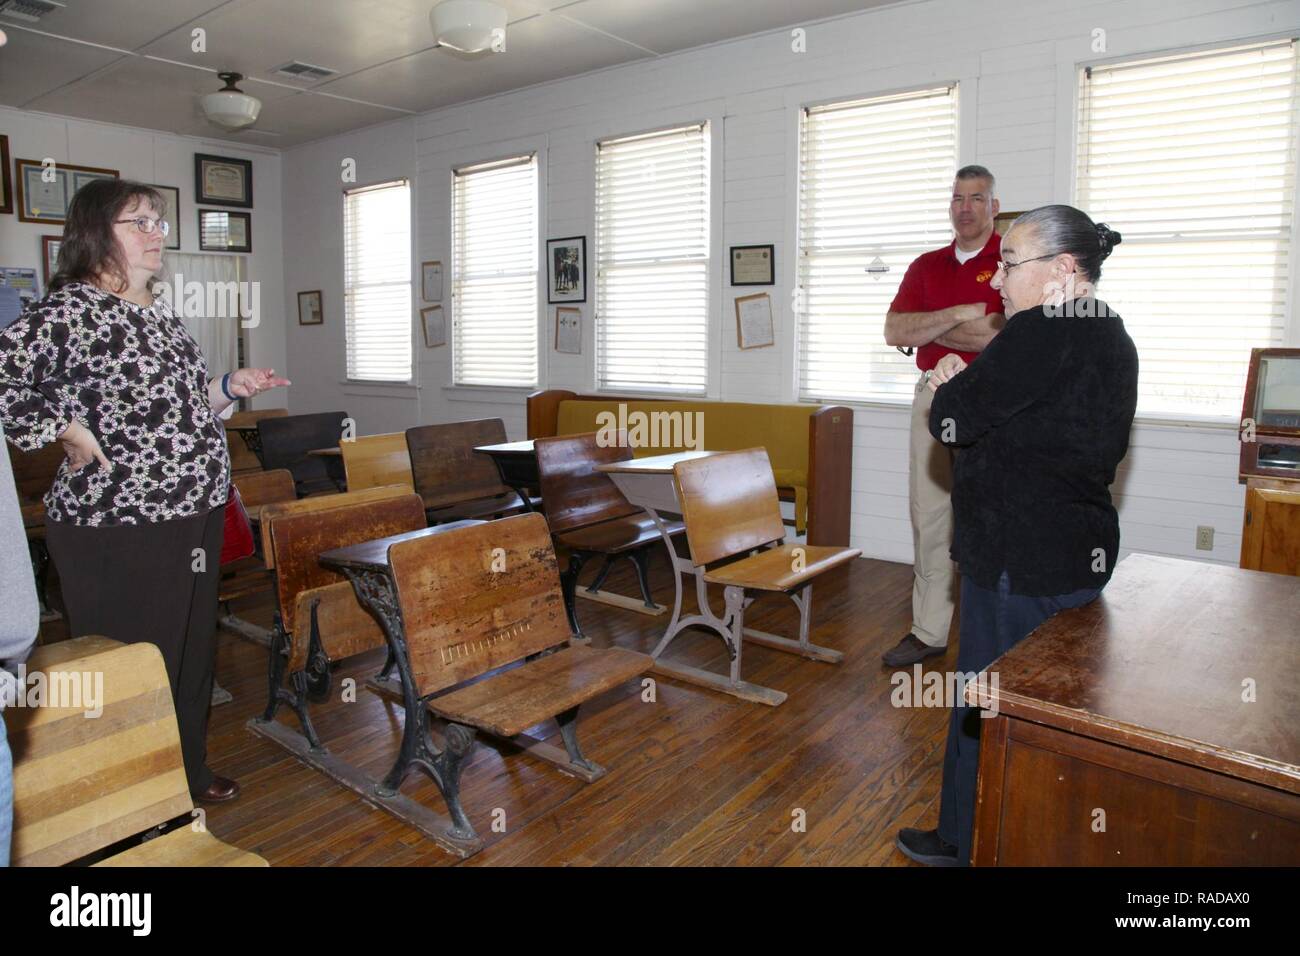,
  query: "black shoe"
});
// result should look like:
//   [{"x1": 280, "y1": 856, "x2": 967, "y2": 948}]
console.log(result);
[
  {"x1": 882, "y1": 633, "x2": 946, "y2": 667},
  {"x1": 193, "y1": 775, "x2": 241, "y2": 804},
  {"x1": 895, "y1": 827, "x2": 960, "y2": 866}
]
